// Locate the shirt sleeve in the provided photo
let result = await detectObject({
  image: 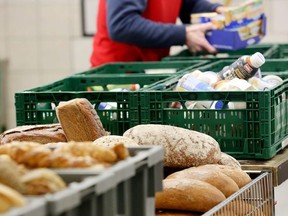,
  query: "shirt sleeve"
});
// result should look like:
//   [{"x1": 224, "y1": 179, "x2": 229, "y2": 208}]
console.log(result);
[
  {"x1": 107, "y1": 0, "x2": 186, "y2": 48},
  {"x1": 179, "y1": 0, "x2": 223, "y2": 24}
]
